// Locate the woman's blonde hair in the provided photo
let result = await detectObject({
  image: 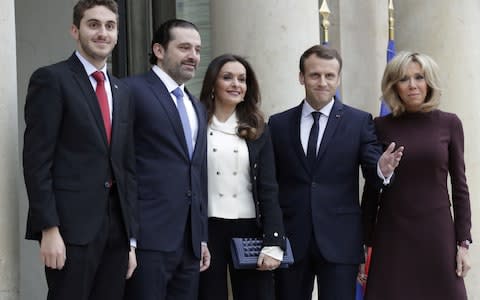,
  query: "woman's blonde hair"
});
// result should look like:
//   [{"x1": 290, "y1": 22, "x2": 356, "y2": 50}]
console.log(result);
[{"x1": 381, "y1": 51, "x2": 442, "y2": 116}]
